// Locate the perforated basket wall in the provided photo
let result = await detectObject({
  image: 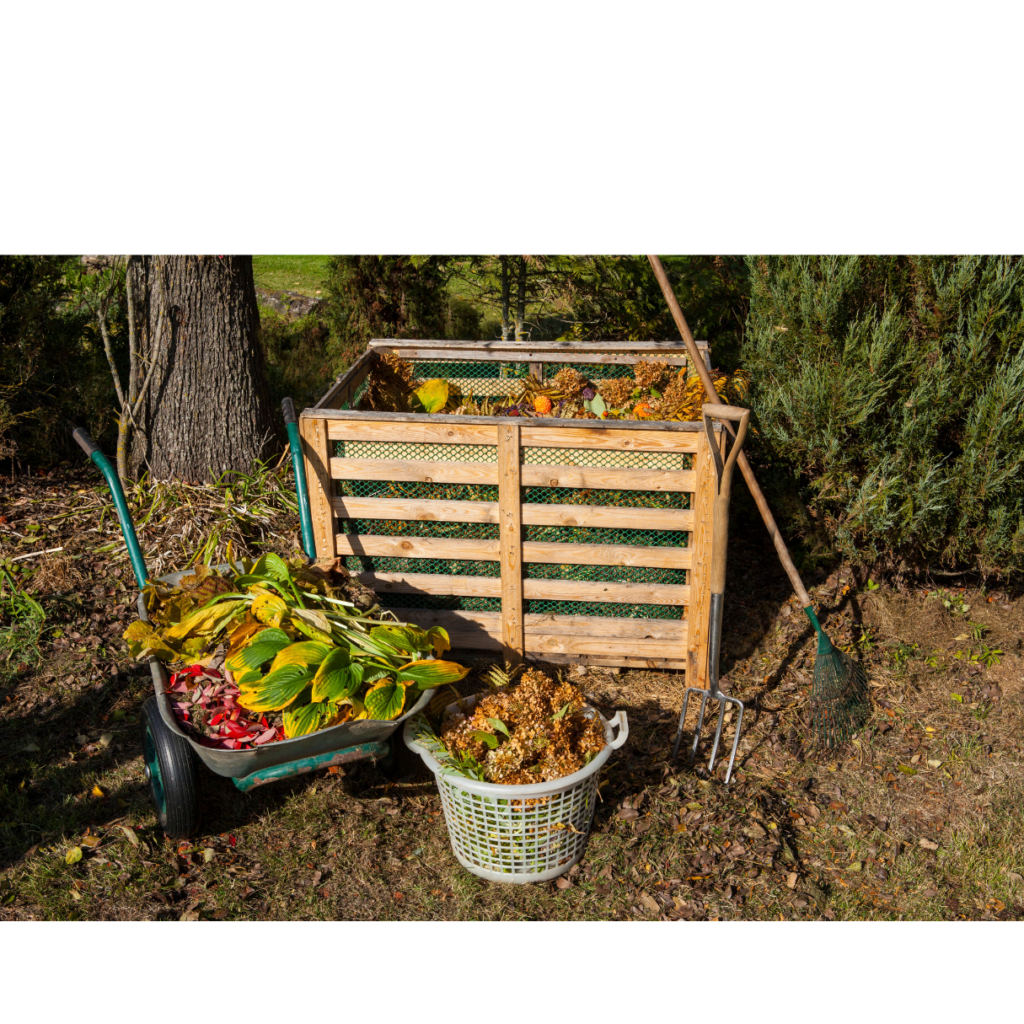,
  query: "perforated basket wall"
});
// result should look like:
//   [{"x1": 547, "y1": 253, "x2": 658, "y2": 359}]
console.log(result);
[{"x1": 407, "y1": 703, "x2": 623, "y2": 883}]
